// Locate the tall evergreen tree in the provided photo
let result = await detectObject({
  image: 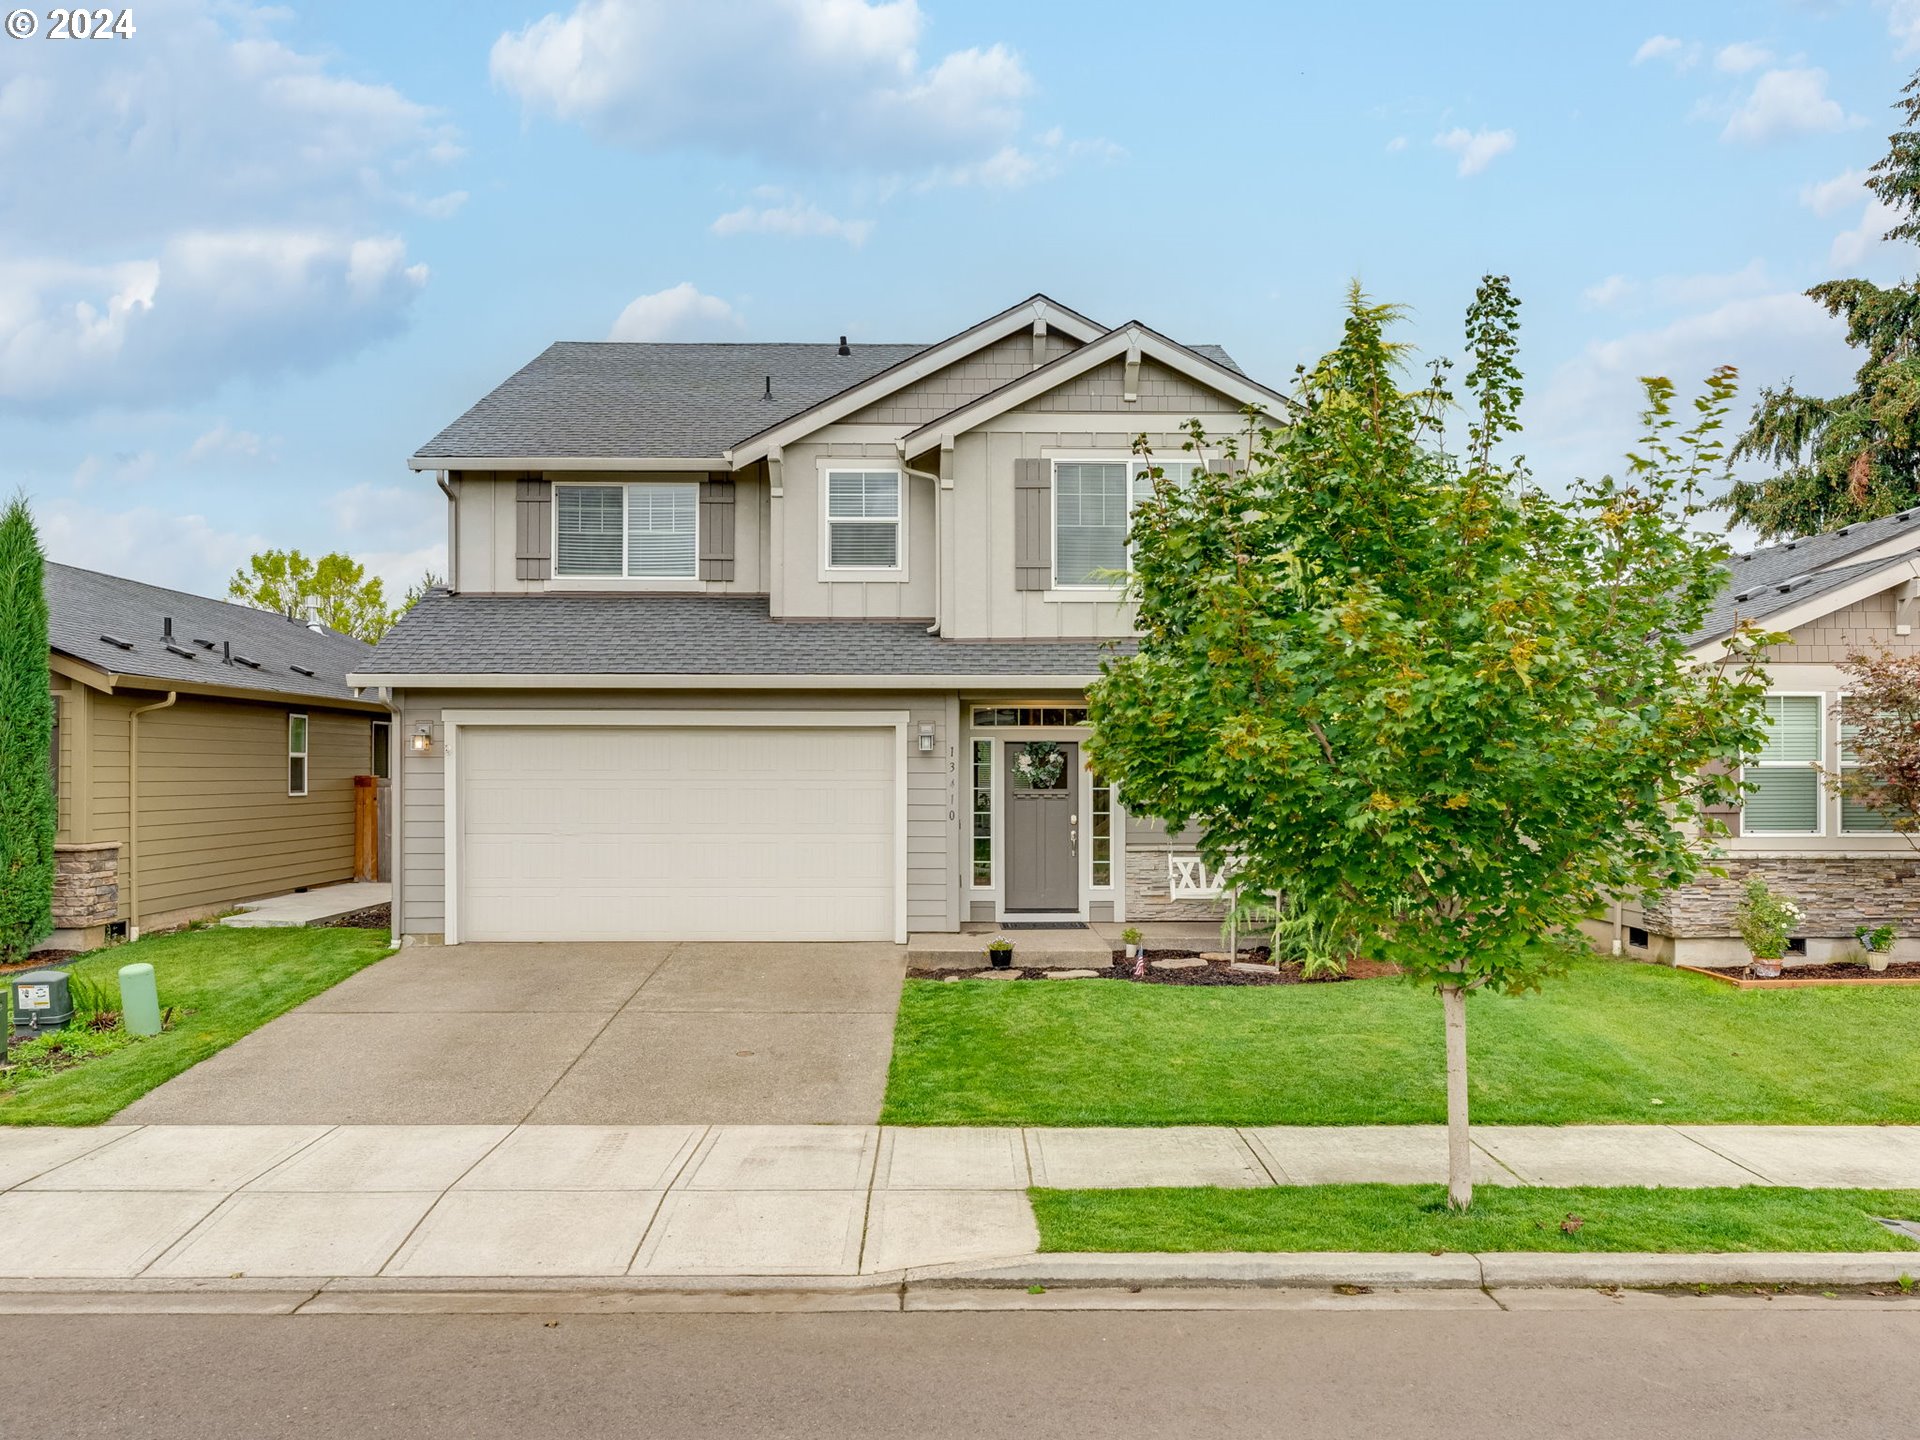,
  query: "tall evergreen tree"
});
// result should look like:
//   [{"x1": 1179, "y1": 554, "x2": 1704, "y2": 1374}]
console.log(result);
[
  {"x1": 1724, "y1": 70, "x2": 1920, "y2": 537},
  {"x1": 0, "y1": 495, "x2": 56, "y2": 961}
]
